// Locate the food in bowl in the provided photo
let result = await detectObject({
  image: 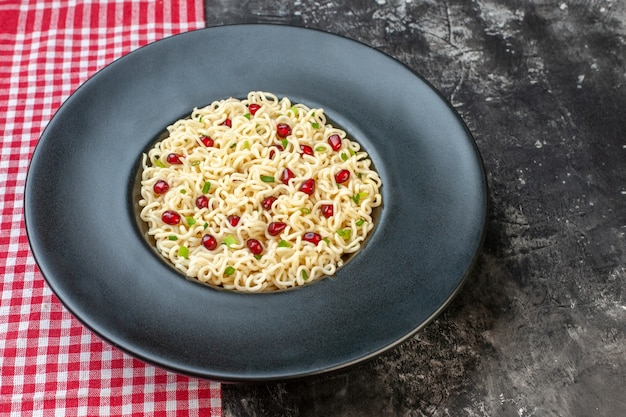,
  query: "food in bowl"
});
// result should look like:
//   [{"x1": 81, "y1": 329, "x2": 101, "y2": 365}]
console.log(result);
[{"x1": 139, "y1": 92, "x2": 382, "y2": 291}]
